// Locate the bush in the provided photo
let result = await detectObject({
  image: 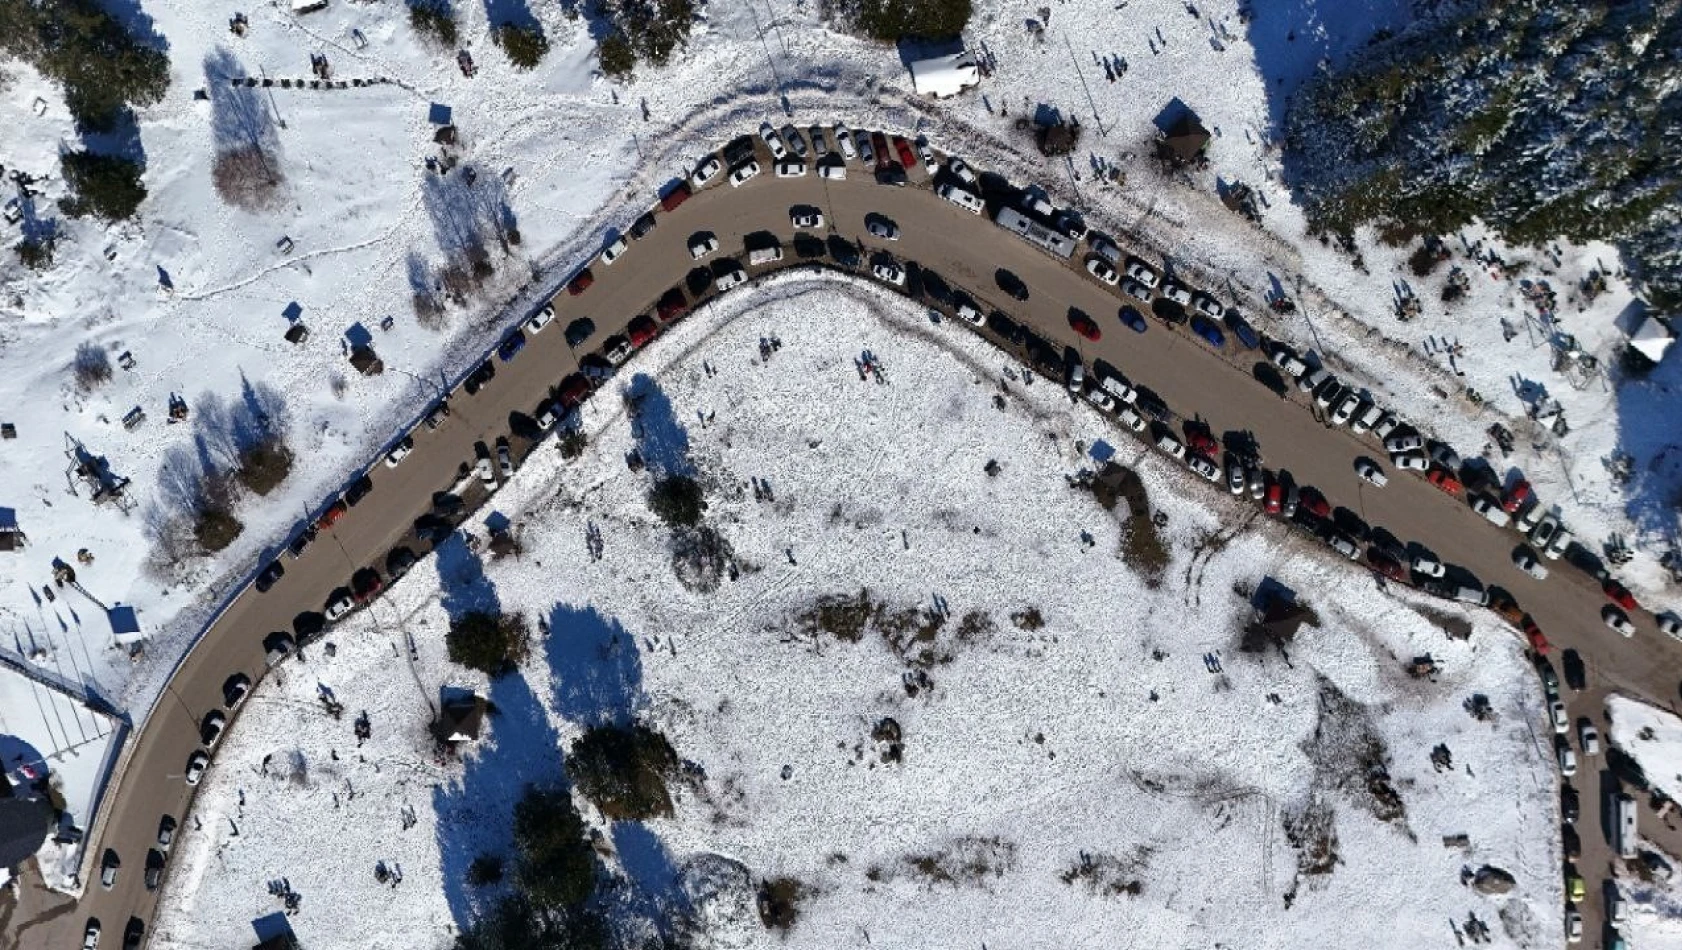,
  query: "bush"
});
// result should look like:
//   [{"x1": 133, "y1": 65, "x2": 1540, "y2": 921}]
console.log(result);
[
  {"x1": 756, "y1": 877, "x2": 804, "y2": 932},
  {"x1": 72, "y1": 342, "x2": 111, "y2": 390},
  {"x1": 58, "y1": 150, "x2": 147, "y2": 221},
  {"x1": 467, "y1": 854, "x2": 505, "y2": 887},
  {"x1": 853, "y1": 0, "x2": 971, "y2": 42},
  {"x1": 511, "y1": 786, "x2": 598, "y2": 910},
  {"x1": 597, "y1": 35, "x2": 635, "y2": 79},
  {"x1": 408, "y1": 0, "x2": 459, "y2": 47},
  {"x1": 648, "y1": 474, "x2": 704, "y2": 527},
  {"x1": 566, "y1": 723, "x2": 679, "y2": 821},
  {"x1": 213, "y1": 146, "x2": 284, "y2": 212},
  {"x1": 446, "y1": 610, "x2": 530, "y2": 676},
  {"x1": 194, "y1": 504, "x2": 244, "y2": 552},
  {"x1": 496, "y1": 24, "x2": 549, "y2": 70},
  {"x1": 0, "y1": 0, "x2": 170, "y2": 131},
  {"x1": 236, "y1": 439, "x2": 293, "y2": 496}
]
